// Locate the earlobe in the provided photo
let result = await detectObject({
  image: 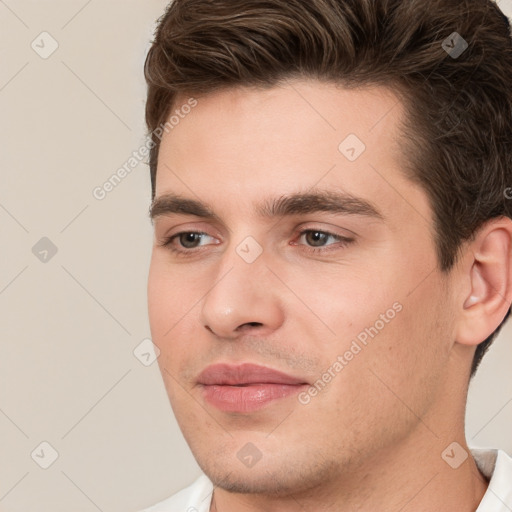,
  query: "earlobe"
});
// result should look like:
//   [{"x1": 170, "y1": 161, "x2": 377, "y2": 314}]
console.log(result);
[{"x1": 455, "y1": 220, "x2": 512, "y2": 347}]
